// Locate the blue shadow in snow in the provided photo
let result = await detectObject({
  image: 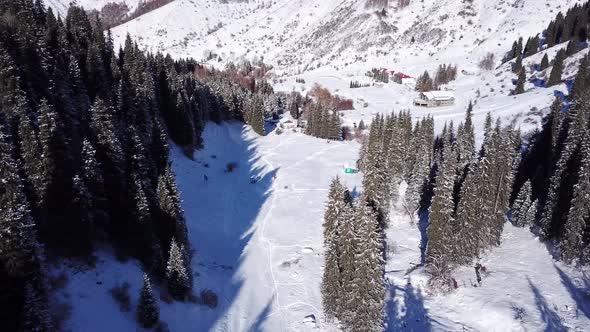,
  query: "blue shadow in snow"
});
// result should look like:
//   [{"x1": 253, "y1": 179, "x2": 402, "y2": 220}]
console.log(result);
[
  {"x1": 418, "y1": 211, "x2": 429, "y2": 266},
  {"x1": 532, "y1": 78, "x2": 546, "y2": 88},
  {"x1": 247, "y1": 299, "x2": 274, "y2": 332},
  {"x1": 553, "y1": 90, "x2": 570, "y2": 108},
  {"x1": 555, "y1": 264, "x2": 590, "y2": 320},
  {"x1": 528, "y1": 278, "x2": 565, "y2": 332},
  {"x1": 264, "y1": 119, "x2": 279, "y2": 134},
  {"x1": 171, "y1": 122, "x2": 278, "y2": 331},
  {"x1": 385, "y1": 279, "x2": 432, "y2": 331}
]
